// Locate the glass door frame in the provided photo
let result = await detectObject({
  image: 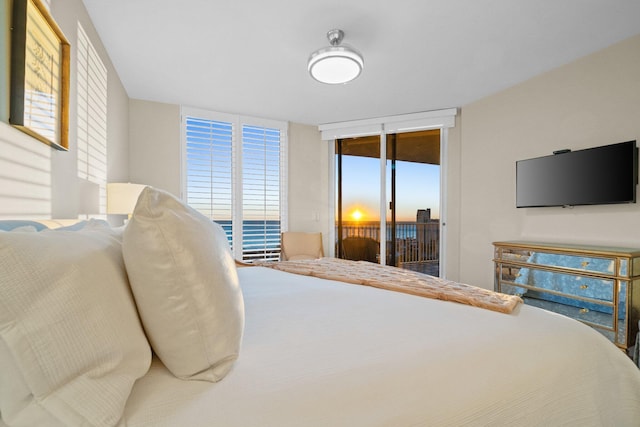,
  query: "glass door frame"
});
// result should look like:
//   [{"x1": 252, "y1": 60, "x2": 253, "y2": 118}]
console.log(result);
[
  {"x1": 322, "y1": 108, "x2": 456, "y2": 277},
  {"x1": 388, "y1": 133, "x2": 397, "y2": 267}
]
